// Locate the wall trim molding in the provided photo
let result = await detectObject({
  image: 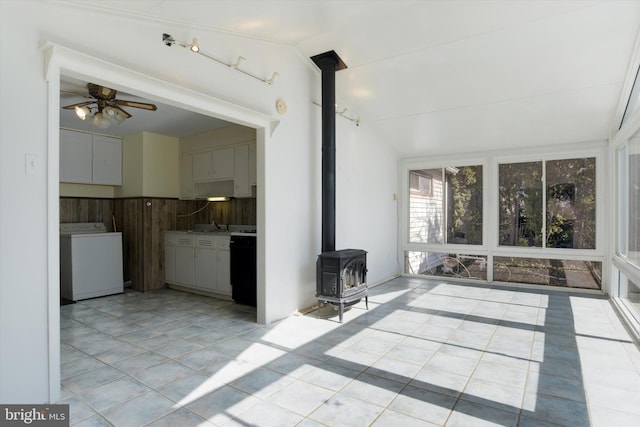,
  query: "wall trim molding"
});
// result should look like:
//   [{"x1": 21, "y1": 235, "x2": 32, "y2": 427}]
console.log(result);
[{"x1": 42, "y1": 41, "x2": 275, "y2": 402}]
